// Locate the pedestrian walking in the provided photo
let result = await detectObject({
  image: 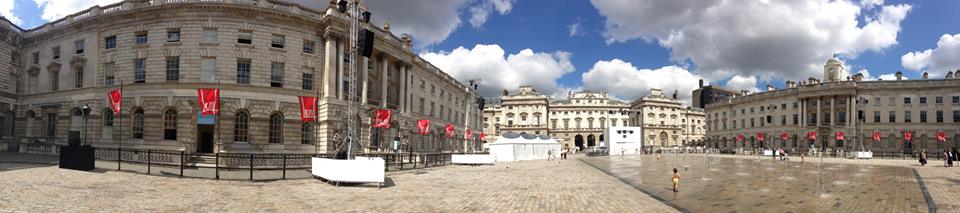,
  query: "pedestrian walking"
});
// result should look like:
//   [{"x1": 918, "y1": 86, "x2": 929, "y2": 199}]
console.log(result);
[
  {"x1": 672, "y1": 168, "x2": 681, "y2": 192},
  {"x1": 547, "y1": 149, "x2": 554, "y2": 161},
  {"x1": 944, "y1": 149, "x2": 950, "y2": 167},
  {"x1": 948, "y1": 149, "x2": 955, "y2": 167},
  {"x1": 919, "y1": 150, "x2": 927, "y2": 166}
]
